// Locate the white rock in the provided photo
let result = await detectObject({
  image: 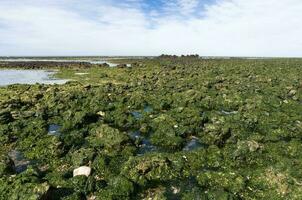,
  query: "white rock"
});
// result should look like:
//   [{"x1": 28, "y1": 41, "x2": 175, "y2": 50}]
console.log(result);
[
  {"x1": 97, "y1": 111, "x2": 106, "y2": 117},
  {"x1": 289, "y1": 89, "x2": 297, "y2": 96},
  {"x1": 75, "y1": 73, "x2": 89, "y2": 75},
  {"x1": 73, "y1": 166, "x2": 91, "y2": 177},
  {"x1": 171, "y1": 186, "x2": 180, "y2": 194}
]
